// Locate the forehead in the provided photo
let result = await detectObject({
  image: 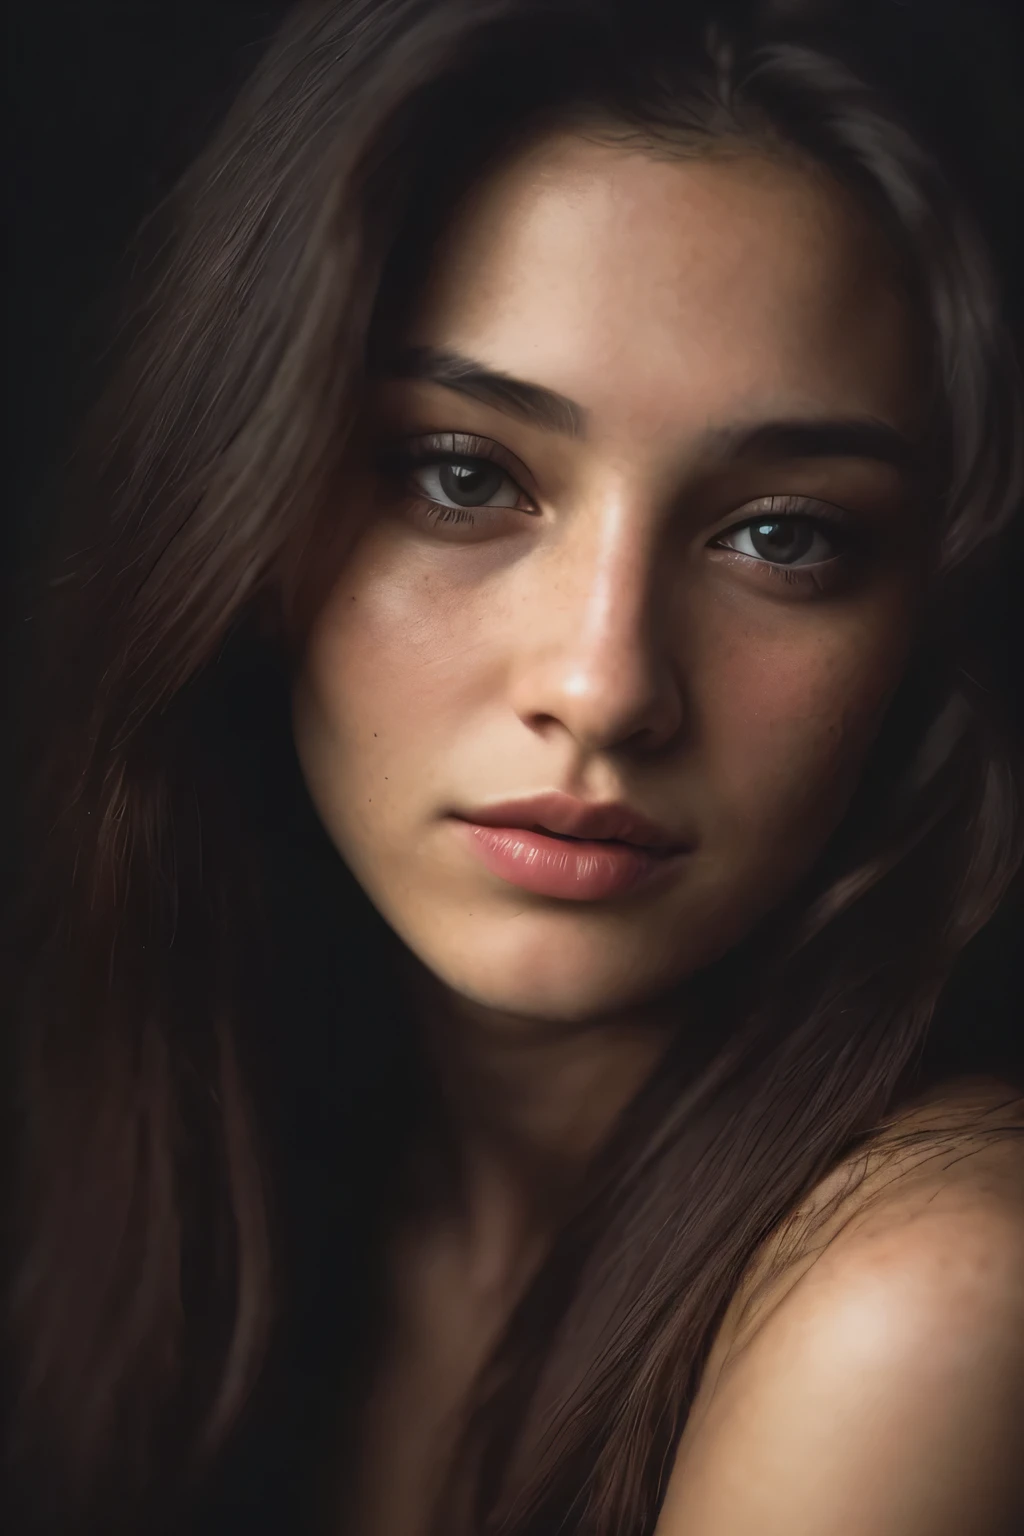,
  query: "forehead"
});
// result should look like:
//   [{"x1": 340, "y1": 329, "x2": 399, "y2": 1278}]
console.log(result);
[{"x1": 407, "y1": 133, "x2": 921, "y2": 437}]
